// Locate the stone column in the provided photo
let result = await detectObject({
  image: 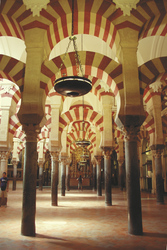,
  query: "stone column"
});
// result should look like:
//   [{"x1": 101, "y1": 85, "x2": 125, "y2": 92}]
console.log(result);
[
  {"x1": 12, "y1": 160, "x2": 18, "y2": 190},
  {"x1": 12, "y1": 138, "x2": 20, "y2": 191},
  {"x1": 51, "y1": 151, "x2": 59, "y2": 206},
  {"x1": 61, "y1": 156, "x2": 67, "y2": 196},
  {"x1": 103, "y1": 147, "x2": 112, "y2": 206},
  {"x1": 117, "y1": 138, "x2": 125, "y2": 189},
  {"x1": 92, "y1": 160, "x2": 96, "y2": 191},
  {"x1": 95, "y1": 156, "x2": 102, "y2": 196},
  {"x1": 0, "y1": 151, "x2": 9, "y2": 176},
  {"x1": 151, "y1": 148, "x2": 164, "y2": 204},
  {"x1": 38, "y1": 160, "x2": 43, "y2": 191},
  {"x1": 151, "y1": 155, "x2": 156, "y2": 194},
  {"x1": 21, "y1": 125, "x2": 39, "y2": 237},
  {"x1": 66, "y1": 164, "x2": 70, "y2": 191},
  {"x1": 124, "y1": 126, "x2": 143, "y2": 235}
]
